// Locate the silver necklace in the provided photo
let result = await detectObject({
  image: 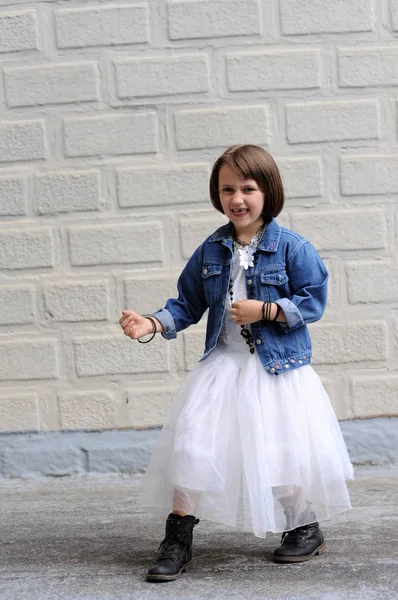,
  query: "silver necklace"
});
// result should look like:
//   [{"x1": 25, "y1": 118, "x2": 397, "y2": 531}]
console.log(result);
[{"x1": 233, "y1": 223, "x2": 267, "y2": 270}]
